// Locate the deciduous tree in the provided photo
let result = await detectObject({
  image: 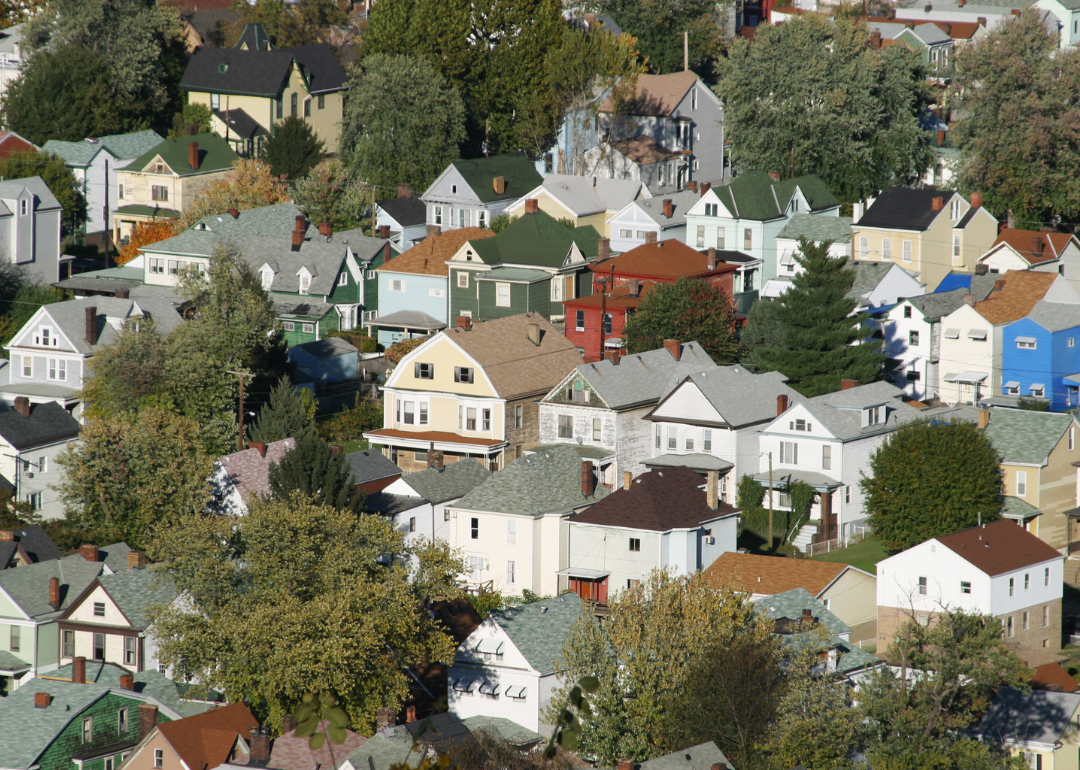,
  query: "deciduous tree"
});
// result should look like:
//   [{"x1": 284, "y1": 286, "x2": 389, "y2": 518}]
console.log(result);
[
  {"x1": 117, "y1": 219, "x2": 182, "y2": 265},
  {"x1": 229, "y1": 0, "x2": 349, "y2": 47},
  {"x1": 623, "y1": 277, "x2": 741, "y2": 363},
  {"x1": 262, "y1": 114, "x2": 325, "y2": 182},
  {"x1": 168, "y1": 102, "x2": 213, "y2": 139},
  {"x1": 590, "y1": 0, "x2": 725, "y2": 75},
  {"x1": 178, "y1": 158, "x2": 290, "y2": 229},
  {"x1": 0, "y1": 150, "x2": 86, "y2": 231},
  {"x1": 292, "y1": 158, "x2": 368, "y2": 232}
]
